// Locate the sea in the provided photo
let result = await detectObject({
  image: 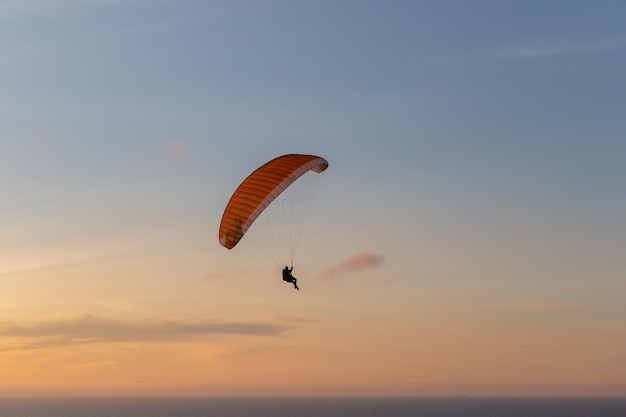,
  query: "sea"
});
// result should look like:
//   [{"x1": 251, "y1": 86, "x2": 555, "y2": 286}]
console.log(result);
[{"x1": 0, "y1": 397, "x2": 625, "y2": 417}]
